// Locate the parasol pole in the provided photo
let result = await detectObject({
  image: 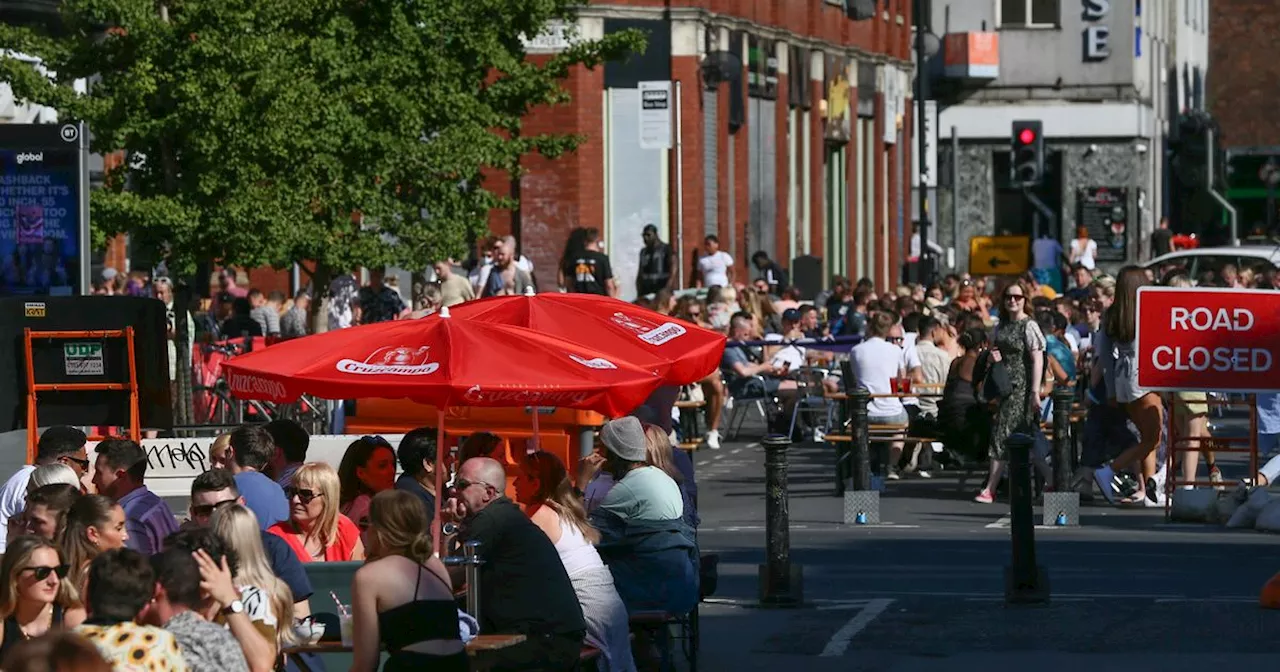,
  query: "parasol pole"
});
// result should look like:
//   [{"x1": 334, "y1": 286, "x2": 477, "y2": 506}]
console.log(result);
[
  {"x1": 523, "y1": 285, "x2": 540, "y2": 455},
  {"x1": 433, "y1": 305, "x2": 450, "y2": 558},
  {"x1": 433, "y1": 408, "x2": 446, "y2": 558}
]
